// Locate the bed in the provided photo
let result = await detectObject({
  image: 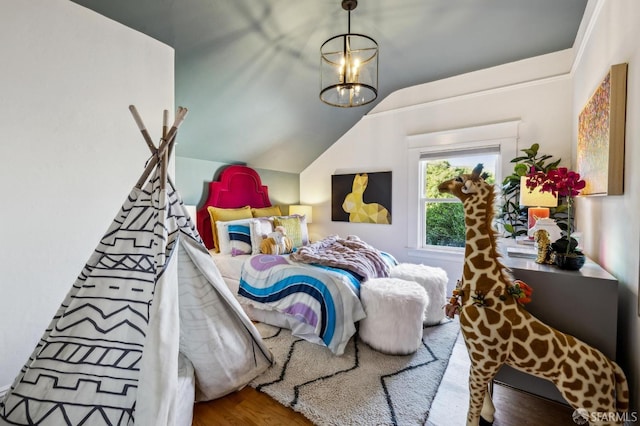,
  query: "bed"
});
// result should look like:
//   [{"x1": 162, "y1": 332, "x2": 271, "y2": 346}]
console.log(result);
[{"x1": 195, "y1": 165, "x2": 394, "y2": 355}]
